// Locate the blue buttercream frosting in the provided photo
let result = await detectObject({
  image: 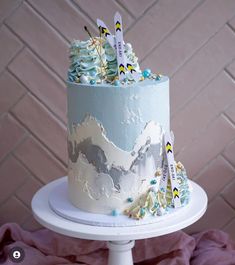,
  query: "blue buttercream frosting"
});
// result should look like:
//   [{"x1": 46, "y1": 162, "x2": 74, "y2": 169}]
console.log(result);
[{"x1": 67, "y1": 76, "x2": 169, "y2": 151}]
